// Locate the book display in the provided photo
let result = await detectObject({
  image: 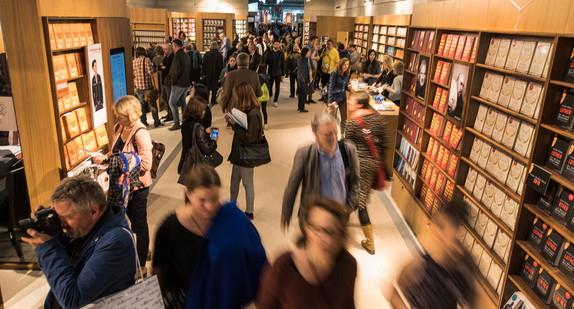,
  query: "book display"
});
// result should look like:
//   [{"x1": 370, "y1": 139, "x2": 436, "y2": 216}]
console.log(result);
[
  {"x1": 130, "y1": 8, "x2": 168, "y2": 49},
  {"x1": 171, "y1": 18, "x2": 196, "y2": 43},
  {"x1": 303, "y1": 21, "x2": 316, "y2": 46},
  {"x1": 233, "y1": 19, "x2": 247, "y2": 39},
  {"x1": 43, "y1": 19, "x2": 109, "y2": 176},
  {"x1": 353, "y1": 23, "x2": 370, "y2": 56},
  {"x1": 202, "y1": 19, "x2": 225, "y2": 51},
  {"x1": 370, "y1": 23, "x2": 407, "y2": 61}
]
